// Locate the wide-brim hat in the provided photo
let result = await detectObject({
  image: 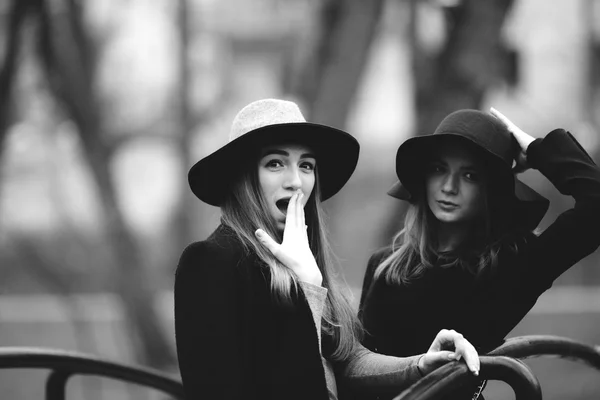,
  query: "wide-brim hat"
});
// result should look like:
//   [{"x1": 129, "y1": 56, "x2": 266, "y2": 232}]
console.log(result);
[
  {"x1": 189, "y1": 99, "x2": 360, "y2": 207},
  {"x1": 387, "y1": 109, "x2": 549, "y2": 231}
]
